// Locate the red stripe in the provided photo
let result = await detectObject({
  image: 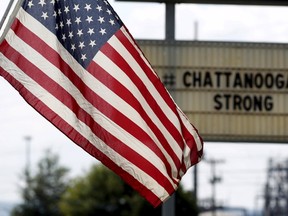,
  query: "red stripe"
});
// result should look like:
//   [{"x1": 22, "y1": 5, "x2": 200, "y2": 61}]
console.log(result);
[
  {"x1": 88, "y1": 60, "x2": 179, "y2": 184},
  {"x1": 88, "y1": 51, "x2": 181, "y2": 175},
  {"x1": 1, "y1": 38, "x2": 175, "y2": 193},
  {"x1": 116, "y1": 28, "x2": 203, "y2": 170},
  {"x1": 3, "y1": 21, "x2": 176, "y2": 192},
  {"x1": 114, "y1": 29, "x2": 185, "y2": 151},
  {"x1": 12, "y1": 19, "x2": 171, "y2": 173},
  {"x1": 100, "y1": 42, "x2": 181, "y2": 161},
  {"x1": 0, "y1": 65, "x2": 164, "y2": 207},
  {"x1": 11, "y1": 19, "x2": 196, "y2": 174}
]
